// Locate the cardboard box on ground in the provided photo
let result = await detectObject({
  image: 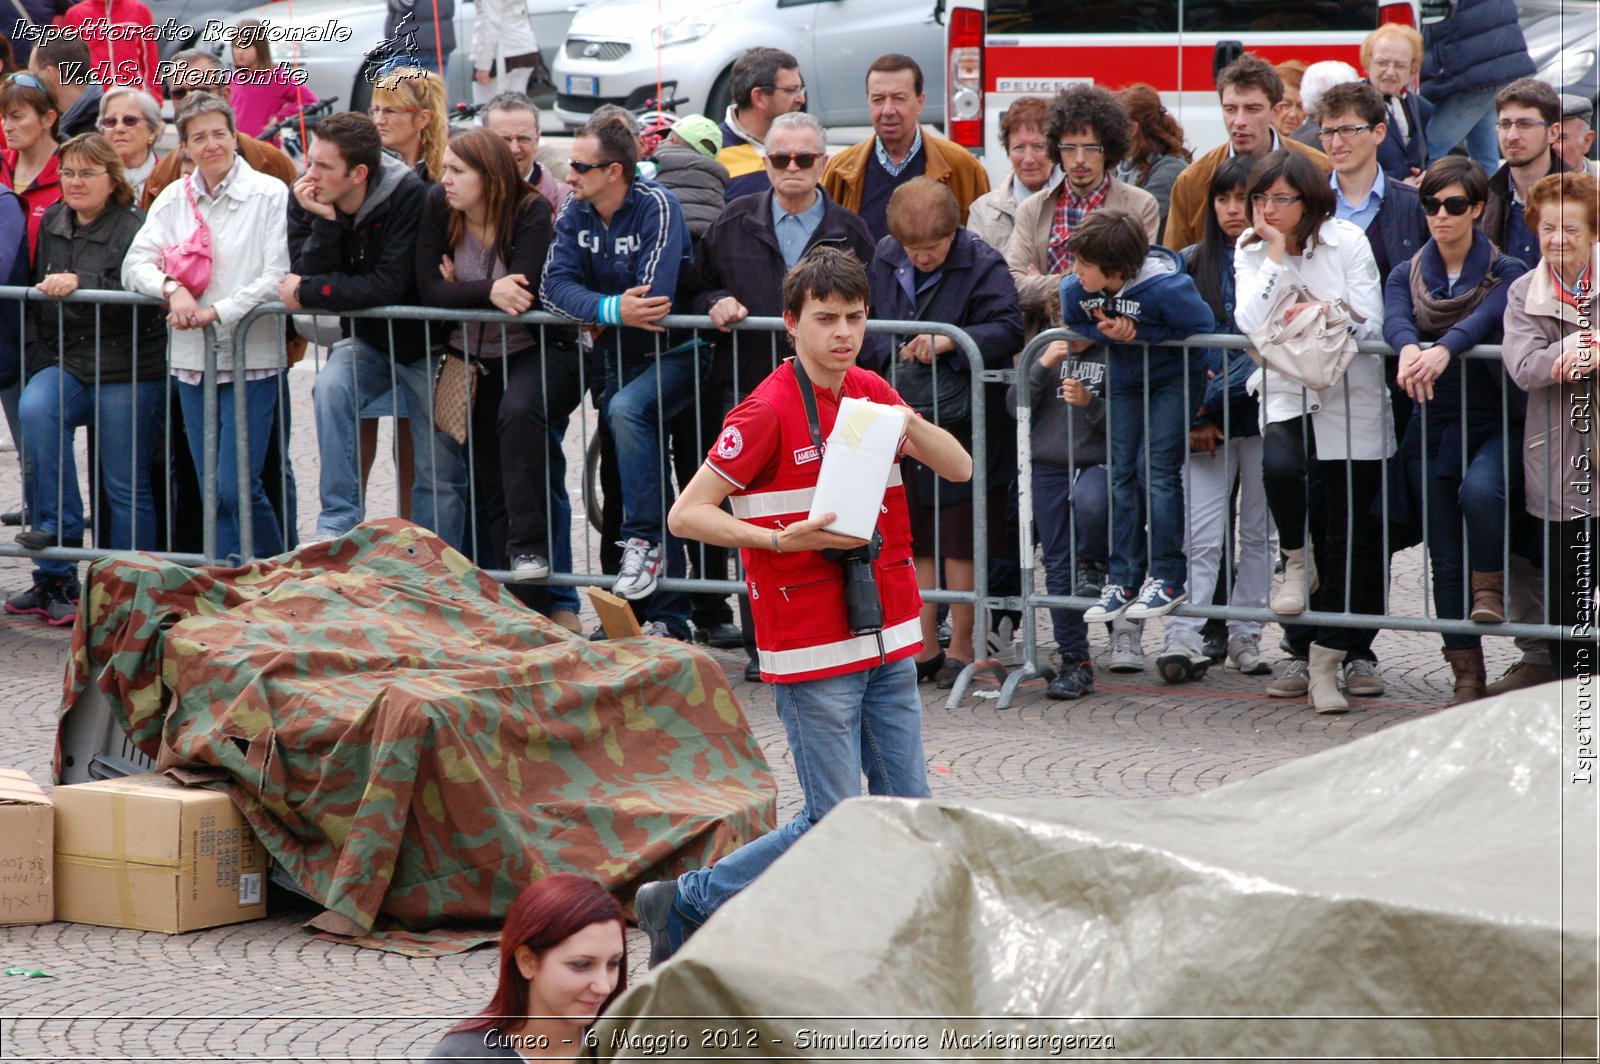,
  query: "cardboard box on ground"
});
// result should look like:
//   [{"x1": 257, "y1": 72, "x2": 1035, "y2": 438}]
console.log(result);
[
  {"x1": 0, "y1": 769, "x2": 53, "y2": 926},
  {"x1": 53, "y1": 775, "x2": 268, "y2": 933}
]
